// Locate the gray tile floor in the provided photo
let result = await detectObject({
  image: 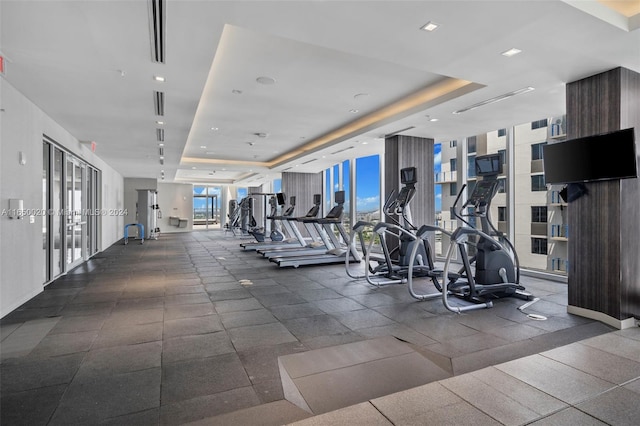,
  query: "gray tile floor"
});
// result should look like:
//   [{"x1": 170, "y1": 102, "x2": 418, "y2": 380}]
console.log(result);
[{"x1": 0, "y1": 231, "x2": 618, "y2": 425}]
